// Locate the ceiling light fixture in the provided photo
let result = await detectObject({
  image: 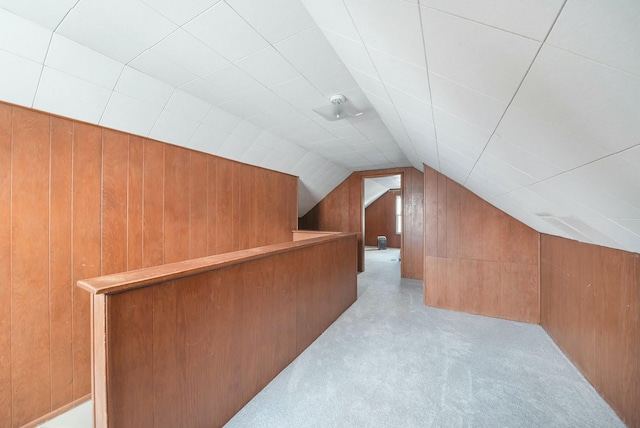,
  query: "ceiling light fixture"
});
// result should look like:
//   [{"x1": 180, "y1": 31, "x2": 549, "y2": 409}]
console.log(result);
[{"x1": 312, "y1": 94, "x2": 363, "y2": 121}]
